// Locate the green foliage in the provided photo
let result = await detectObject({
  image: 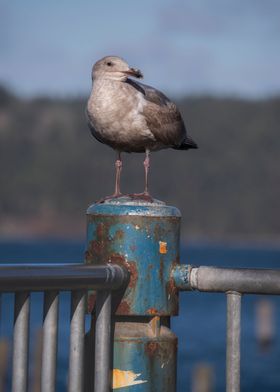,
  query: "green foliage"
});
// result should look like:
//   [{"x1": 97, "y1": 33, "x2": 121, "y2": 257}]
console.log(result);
[{"x1": 0, "y1": 87, "x2": 279, "y2": 239}]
